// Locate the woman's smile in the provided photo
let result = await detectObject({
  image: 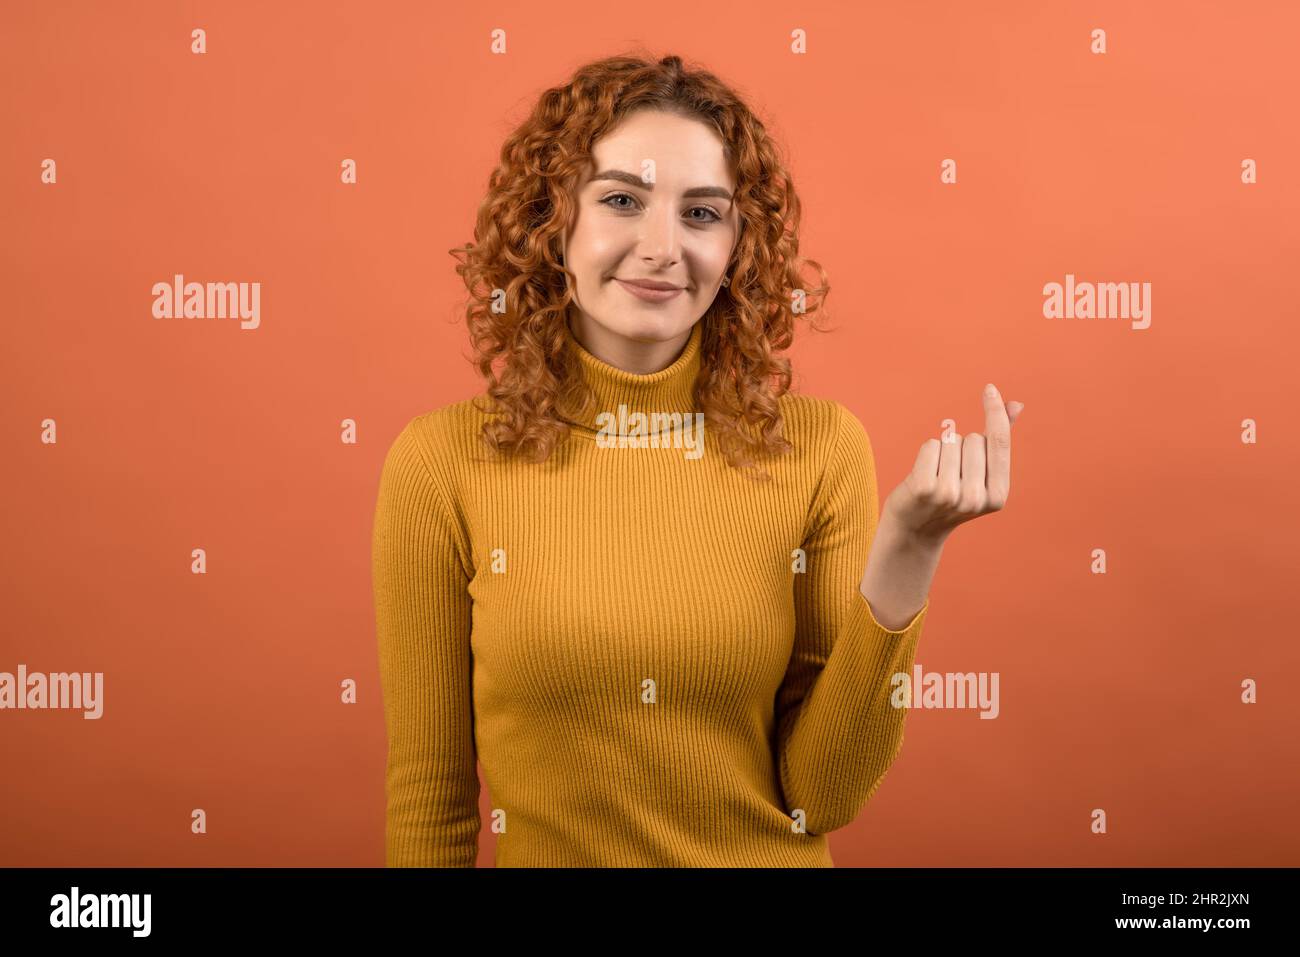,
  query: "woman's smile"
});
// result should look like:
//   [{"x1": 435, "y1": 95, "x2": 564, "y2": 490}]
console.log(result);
[{"x1": 613, "y1": 277, "x2": 686, "y2": 303}]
